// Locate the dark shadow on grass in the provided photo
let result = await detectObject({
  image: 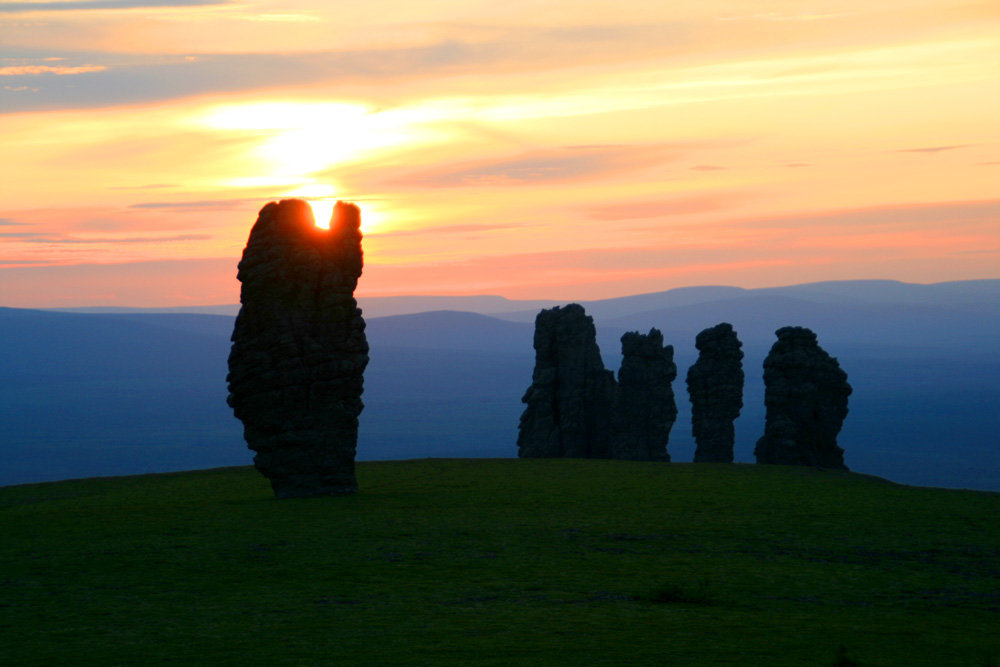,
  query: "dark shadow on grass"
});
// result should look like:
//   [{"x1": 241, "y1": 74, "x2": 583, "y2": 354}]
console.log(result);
[{"x1": 641, "y1": 578, "x2": 713, "y2": 605}]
